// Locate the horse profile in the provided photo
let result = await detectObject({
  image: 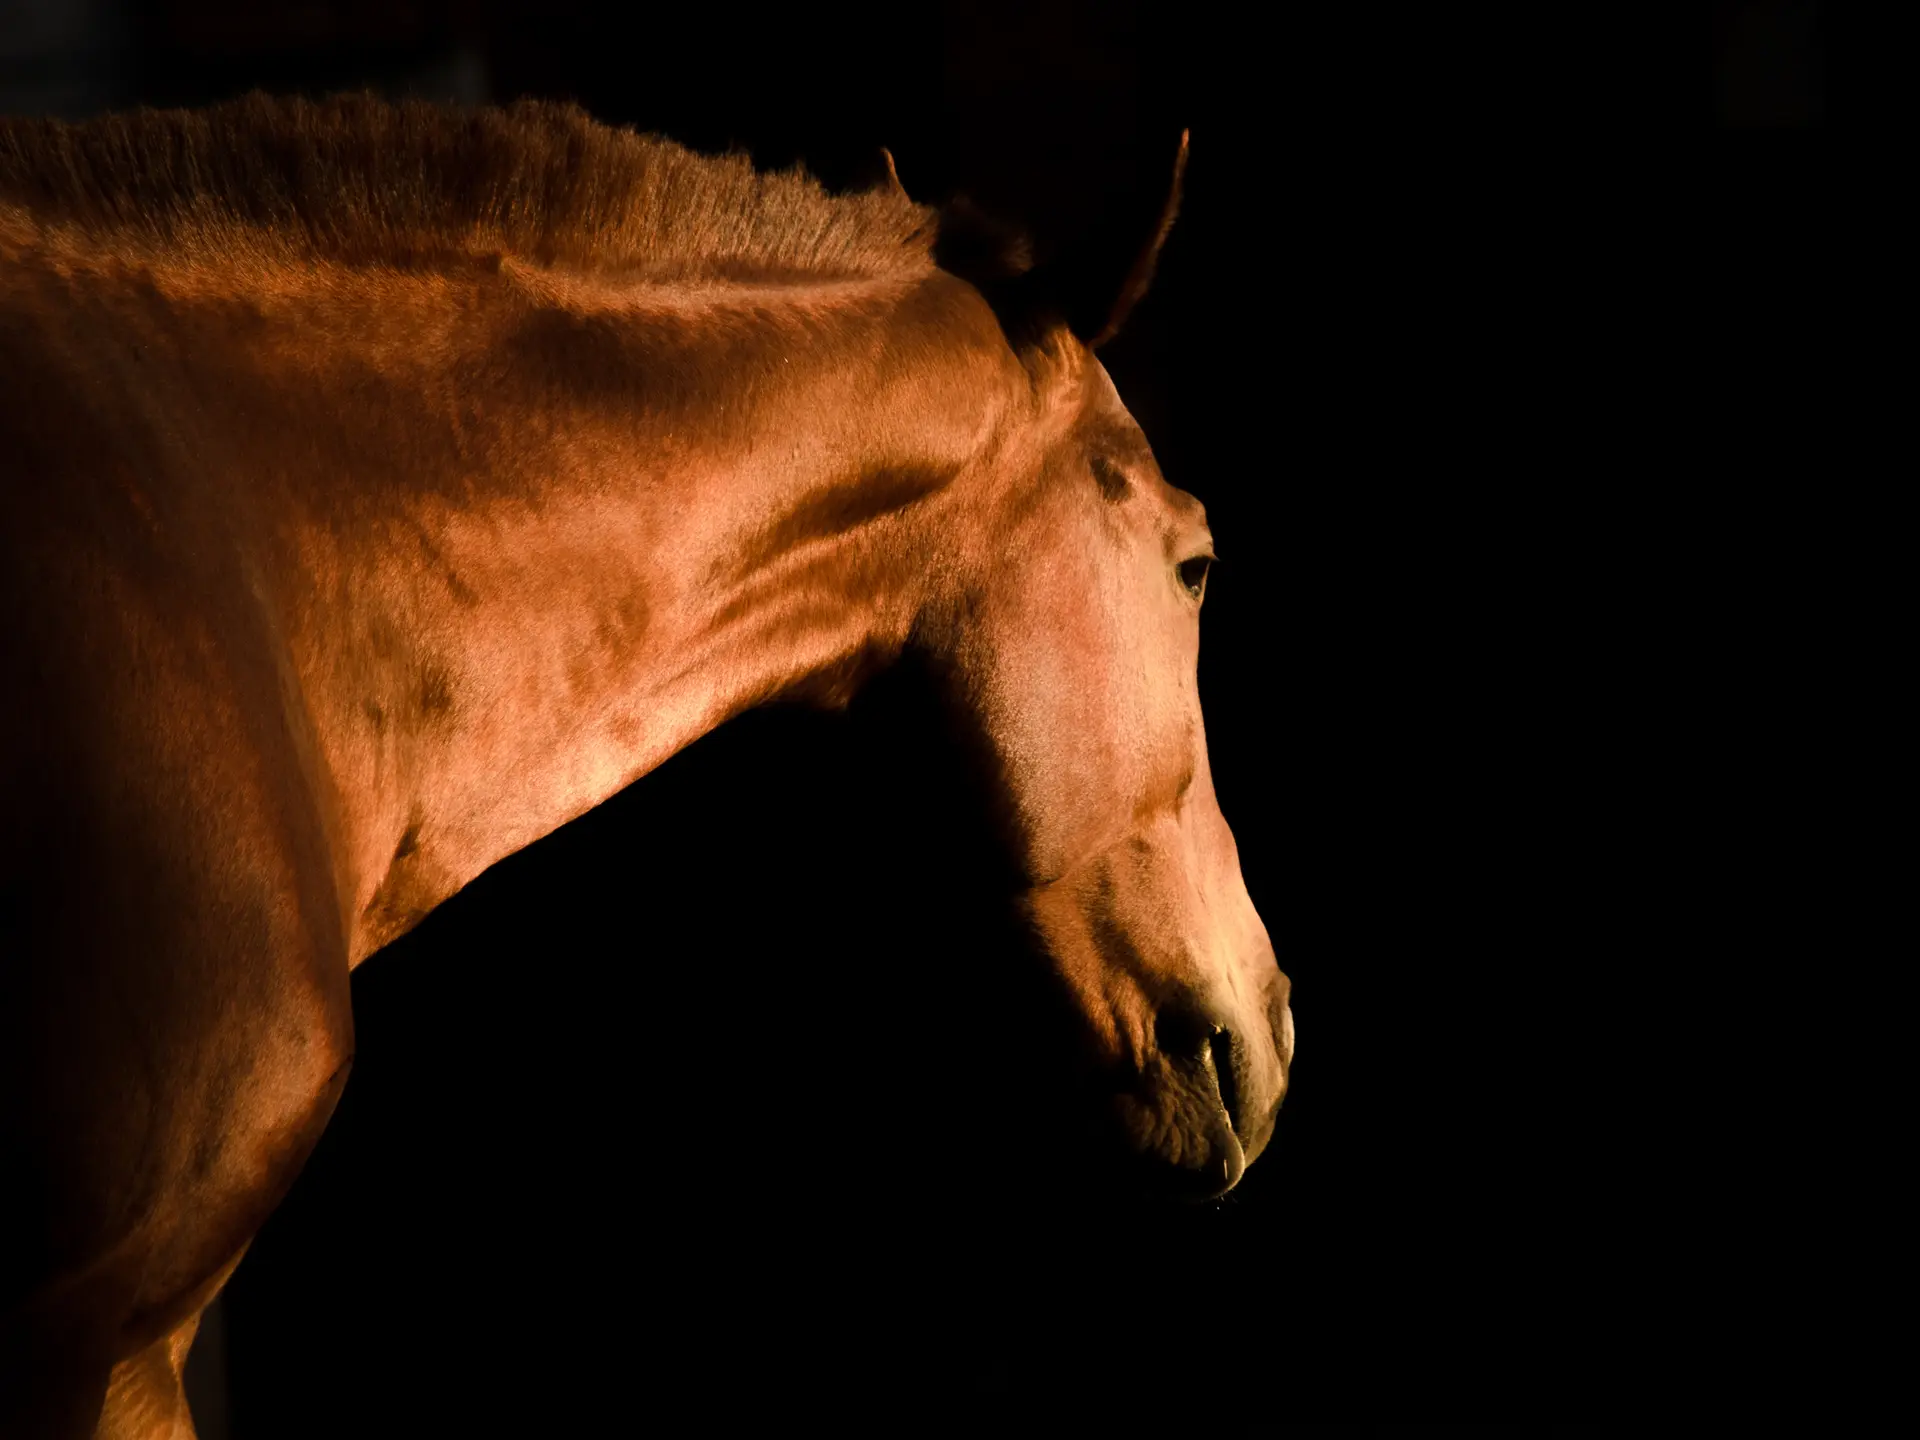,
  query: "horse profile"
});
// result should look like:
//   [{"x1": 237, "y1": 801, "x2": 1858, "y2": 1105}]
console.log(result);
[{"x1": 0, "y1": 94, "x2": 1291, "y2": 1436}]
